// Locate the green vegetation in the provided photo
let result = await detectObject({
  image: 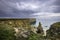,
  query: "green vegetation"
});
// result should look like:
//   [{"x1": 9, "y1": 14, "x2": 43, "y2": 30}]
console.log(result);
[
  {"x1": 47, "y1": 22, "x2": 60, "y2": 40},
  {"x1": 0, "y1": 19, "x2": 60, "y2": 40},
  {"x1": 0, "y1": 24, "x2": 16, "y2": 40},
  {"x1": 0, "y1": 19, "x2": 36, "y2": 40},
  {"x1": 51, "y1": 22, "x2": 60, "y2": 27},
  {"x1": 28, "y1": 32, "x2": 46, "y2": 40},
  {"x1": 28, "y1": 32, "x2": 39, "y2": 40}
]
